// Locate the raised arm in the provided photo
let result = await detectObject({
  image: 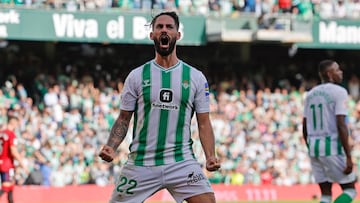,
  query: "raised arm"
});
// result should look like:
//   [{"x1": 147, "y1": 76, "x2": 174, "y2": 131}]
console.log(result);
[
  {"x1": 99, "y1": 110, "x2": 133, "y2": 162},
  {"x1": 196, "y1": 112, "x2": 221, "y2": 171}
]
